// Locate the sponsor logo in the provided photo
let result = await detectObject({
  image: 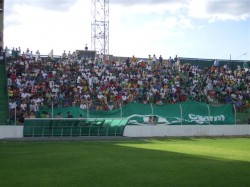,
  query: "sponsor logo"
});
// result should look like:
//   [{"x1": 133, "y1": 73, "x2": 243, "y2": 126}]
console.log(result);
[
  {"x1": 188, "y1": 114, "x2": 225, "y2": 124},
  {"x1": 127, "y1": 114, "x2": 226, "y2": 125}
]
